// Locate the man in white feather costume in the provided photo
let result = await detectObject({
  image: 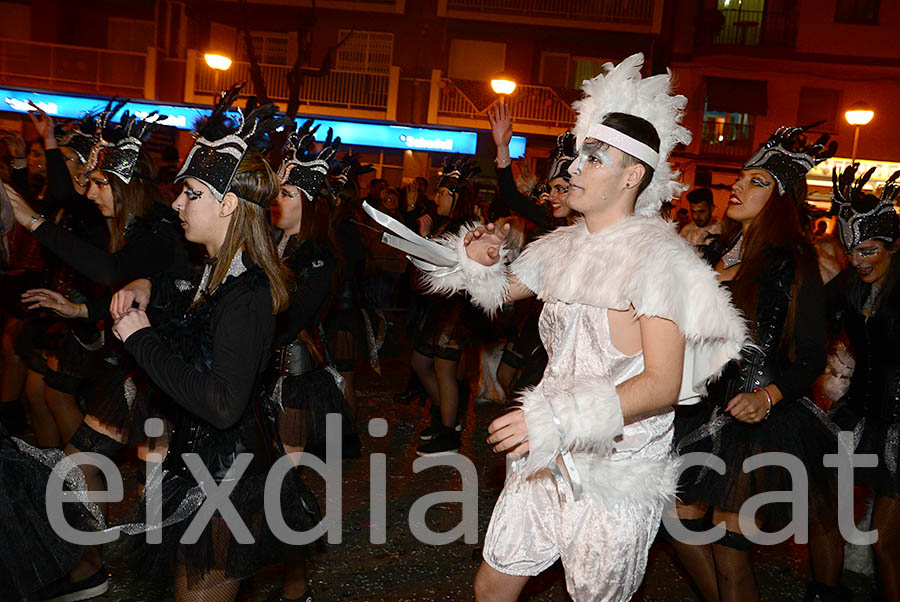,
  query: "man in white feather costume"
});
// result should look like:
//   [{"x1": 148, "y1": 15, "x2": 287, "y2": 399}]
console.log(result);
[{"x1": 365, "y1": 54, "x2": 747, "y2": 601}]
